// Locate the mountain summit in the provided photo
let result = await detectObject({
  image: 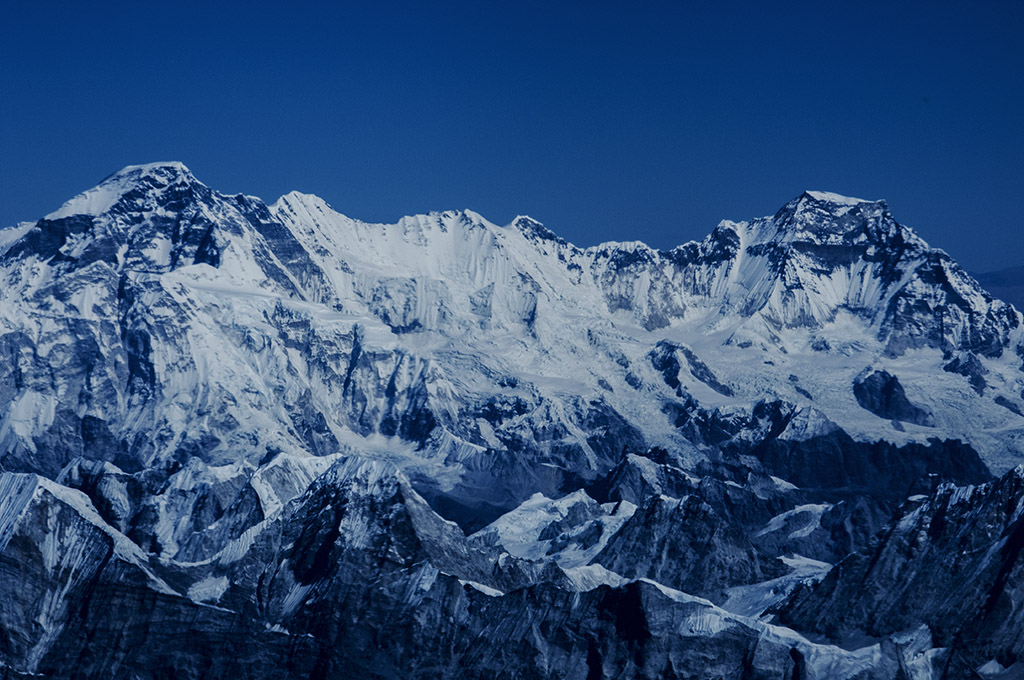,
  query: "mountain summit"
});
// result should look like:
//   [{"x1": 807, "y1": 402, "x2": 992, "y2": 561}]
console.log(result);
[{"x1": 0, "y1": 165, "x2": 1022, "y2": 678}]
